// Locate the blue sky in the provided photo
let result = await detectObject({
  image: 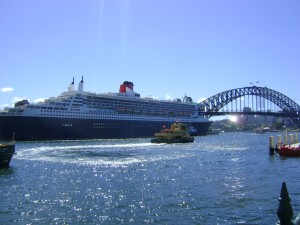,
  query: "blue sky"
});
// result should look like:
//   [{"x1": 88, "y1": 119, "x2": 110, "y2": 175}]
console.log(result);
[{"x1": 1, "y1": 0, "x2": 299, "y2": 113}]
